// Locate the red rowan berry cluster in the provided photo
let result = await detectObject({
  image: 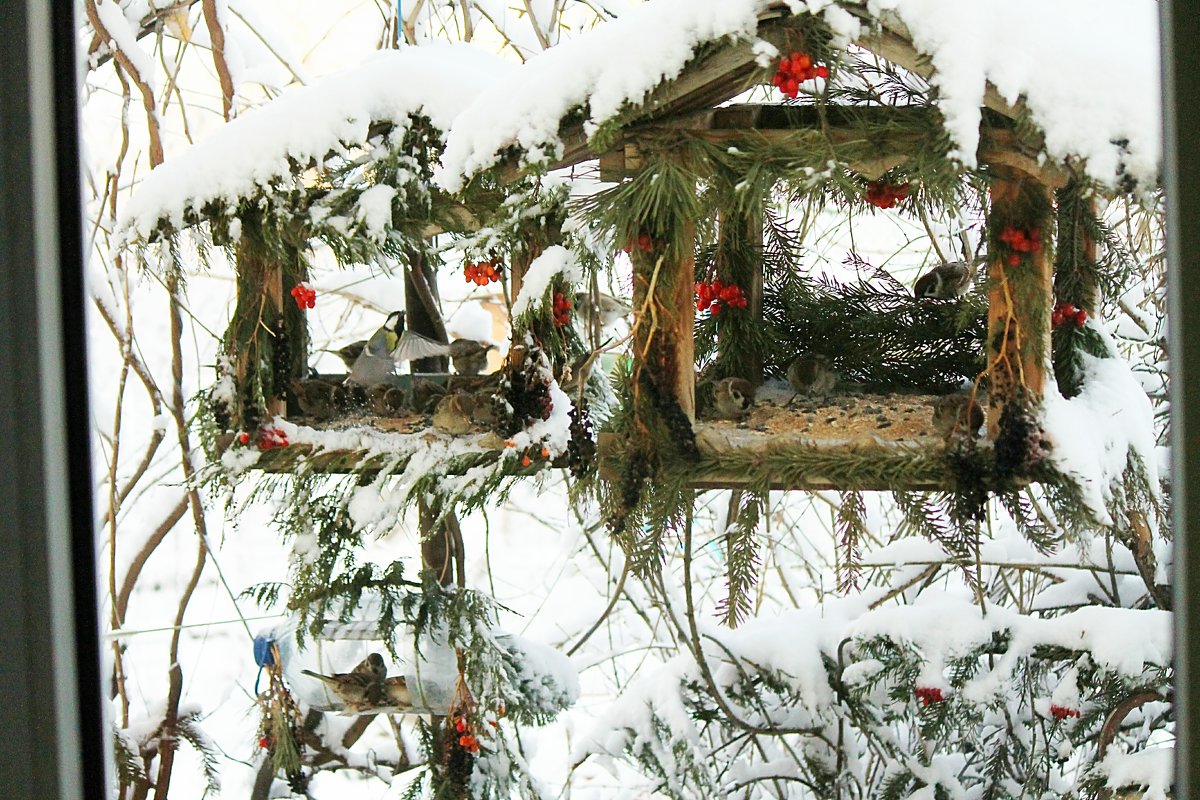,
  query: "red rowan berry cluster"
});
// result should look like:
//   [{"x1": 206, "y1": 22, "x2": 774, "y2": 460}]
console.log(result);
[
  {"x1": 1050, "y1": 704, "x2": 1081, "y2": 721},
  {"x1": 865, "y1": 180, "x2": 910, "y2": 209},
  {"x1": 998, "y1": 226, "x2": 1043, "y2": 266},
  {"x1": 464, "y1": 260, "x2": 502, "y2": 286},
  {"x1": 1052, "y1": 302, "x2": 1088, "y2": 329},
  {"x1": 552, "y1": 291, "x2": 572, "y2": 327},
  {"x1": 290, "y1": 283, "x2": 316, "y2": 310},
  {"x1": 695, "y1": 280, "x2": 748, "y2": 314},
  {"x1": 771, "y1": 51, "x2": 829, "y2": 98}
]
